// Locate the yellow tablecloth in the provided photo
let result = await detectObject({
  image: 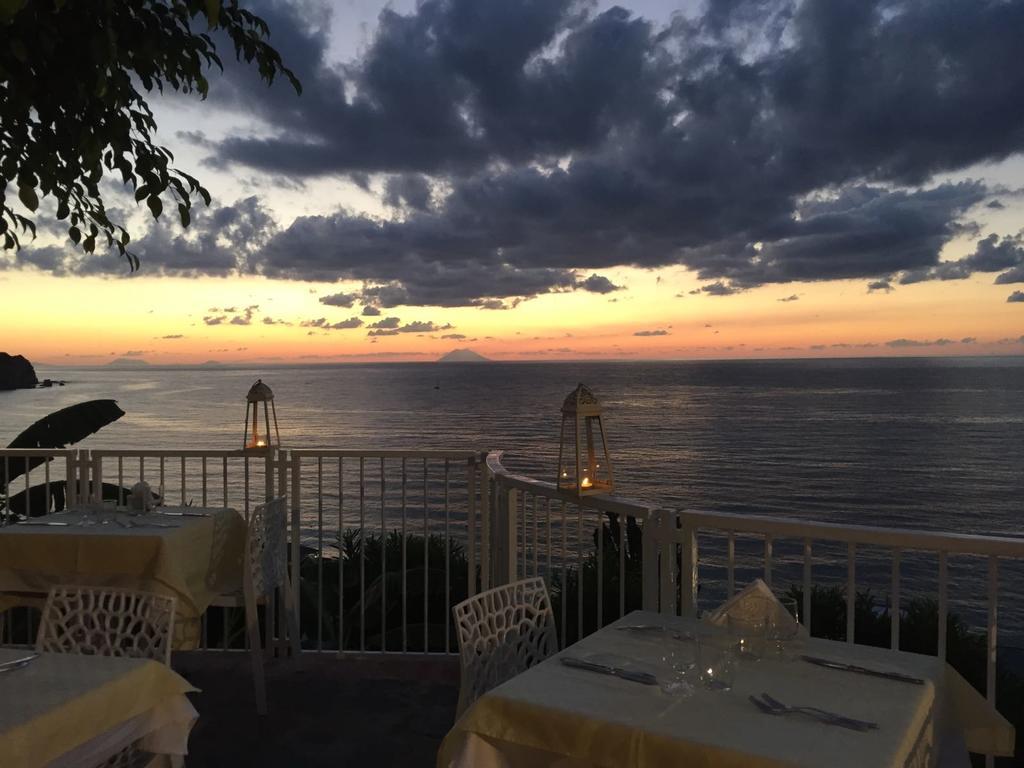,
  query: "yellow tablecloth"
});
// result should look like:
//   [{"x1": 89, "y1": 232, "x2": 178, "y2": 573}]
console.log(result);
[
  {"x1": 0, "y1": 648, "x2": 197, "y2": 768},
  {"x1": 0, "y1": 507, "x2": 246, "y2": 648},
  {"x1": 440, "y1": 611, "x2": 1014, "y2": 768}
]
